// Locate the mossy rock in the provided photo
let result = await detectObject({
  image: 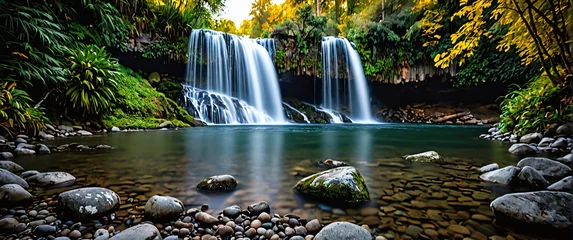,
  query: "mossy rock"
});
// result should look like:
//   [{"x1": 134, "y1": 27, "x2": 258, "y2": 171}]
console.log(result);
[
  {"x1": 402, "y1": 151, "x2": 442, "y2": 163},
  {"x1": 294, "y1": 166, "x2": 369, "y2": 203},
  {"x1": 158, "y1": 81, "x2": 183, "y2": 101},
  {"x1": 148, "y1": 72, "x2": 161, "y2": 83}
]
